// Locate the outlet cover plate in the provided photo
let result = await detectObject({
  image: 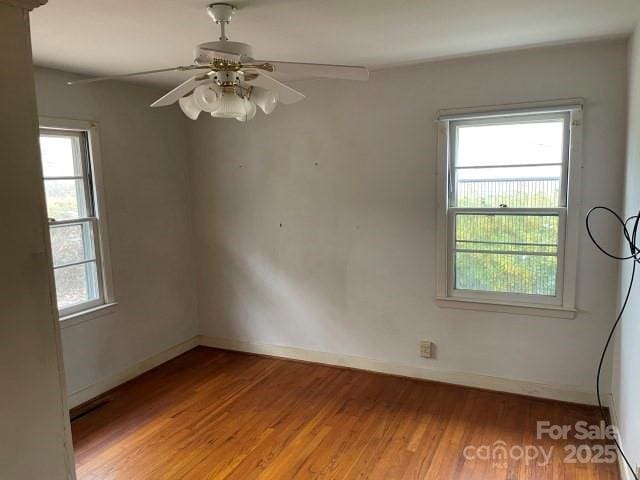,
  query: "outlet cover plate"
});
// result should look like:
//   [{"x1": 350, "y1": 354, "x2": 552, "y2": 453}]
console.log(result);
[{"x1": 420, "y1": 341, "x2": 432, "y2": 358}]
